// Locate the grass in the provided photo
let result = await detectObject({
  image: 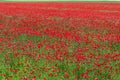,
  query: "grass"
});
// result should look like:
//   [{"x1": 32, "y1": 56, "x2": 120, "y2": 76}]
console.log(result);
[
  {"x1": 1, "y1": 0, "x2": 120, "y2": 1},
  {"x1": 1, "y1": 34, "x2": 120, "y2": 79}
]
